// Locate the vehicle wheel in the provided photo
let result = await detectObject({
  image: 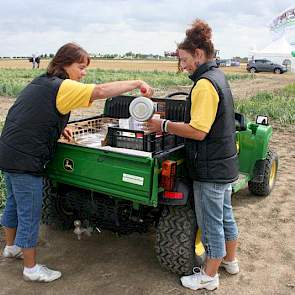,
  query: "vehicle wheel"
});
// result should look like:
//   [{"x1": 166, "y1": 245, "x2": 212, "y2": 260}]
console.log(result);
[
  {"x1": 248, "y1": 149, "x2": 278, "y2": 196},
  {"x1": 249, "y1": 67, "x2": 256, "y2": 73},
  {"x1": 155, "y1": 205, "x2": 203, "y2": 275},
  {"x1": 42, "y1": 178, "x2": 76, "y2": 229},
  {"x1": 274, "y1": 68, "x2": 281, "y2": 74}
]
